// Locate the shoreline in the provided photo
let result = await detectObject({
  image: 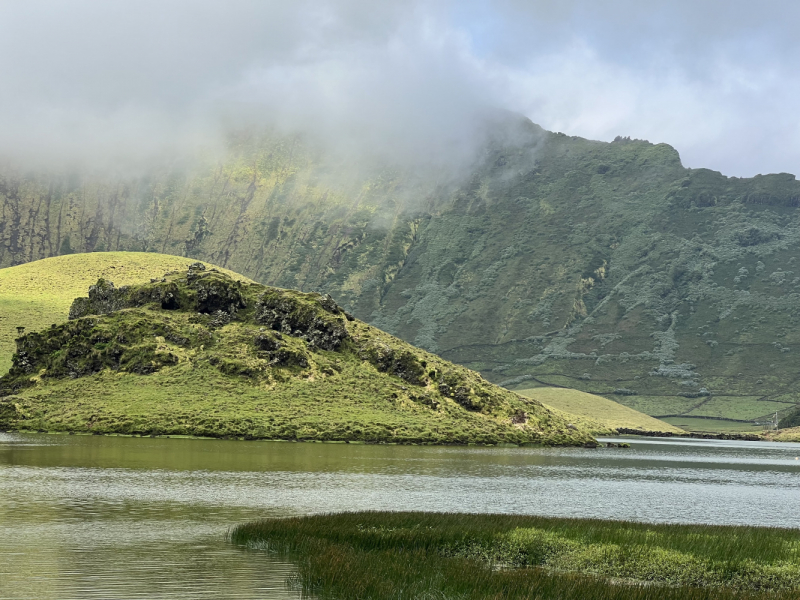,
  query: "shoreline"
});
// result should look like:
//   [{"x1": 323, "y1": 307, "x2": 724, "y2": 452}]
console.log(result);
[
  {"x1": 614, "y1": 427, "x2": 763, "y2": 441},
  {"x1": 4, "y1": 427, "x2": 795, "y2": 445},
  {"x1": 0, "y1": 428, "x2": 589, "y2": 447}
]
